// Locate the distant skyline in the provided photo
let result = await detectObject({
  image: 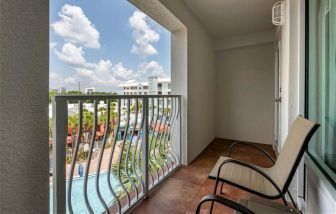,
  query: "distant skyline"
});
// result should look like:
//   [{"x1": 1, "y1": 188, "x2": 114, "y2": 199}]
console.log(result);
[{"x1": 49, "y1": 0, "x2": 171, "y2": 92}]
